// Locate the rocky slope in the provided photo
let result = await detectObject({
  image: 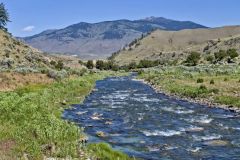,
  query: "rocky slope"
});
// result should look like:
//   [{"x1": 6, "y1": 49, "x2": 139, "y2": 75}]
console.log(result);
[
  {"x1": 20, "y1": 17, "x2": 206, "y2": 59},
  {"x1": 113, "y1": 26, "x2": 240, "y2": 65}
]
